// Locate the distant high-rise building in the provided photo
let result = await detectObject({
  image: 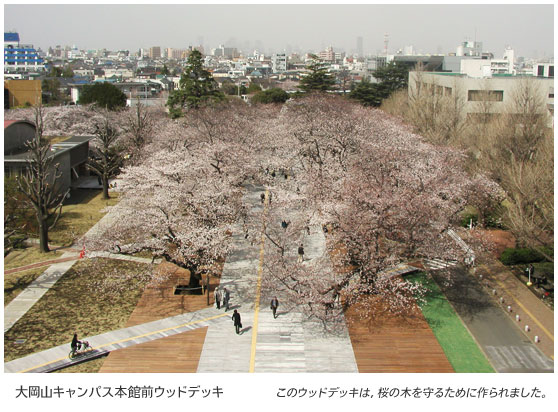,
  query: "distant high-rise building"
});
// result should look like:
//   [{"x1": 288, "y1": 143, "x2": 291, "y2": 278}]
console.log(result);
[
  {"x1": 356, "y1": 36, "x2": 363, "y2": 56},
  {"x1": 319, "y1": 46, "x2": 335, "y2": 62},
  {"x1": 149, "y1": 46, "x2": 161, "y2": 59}
]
